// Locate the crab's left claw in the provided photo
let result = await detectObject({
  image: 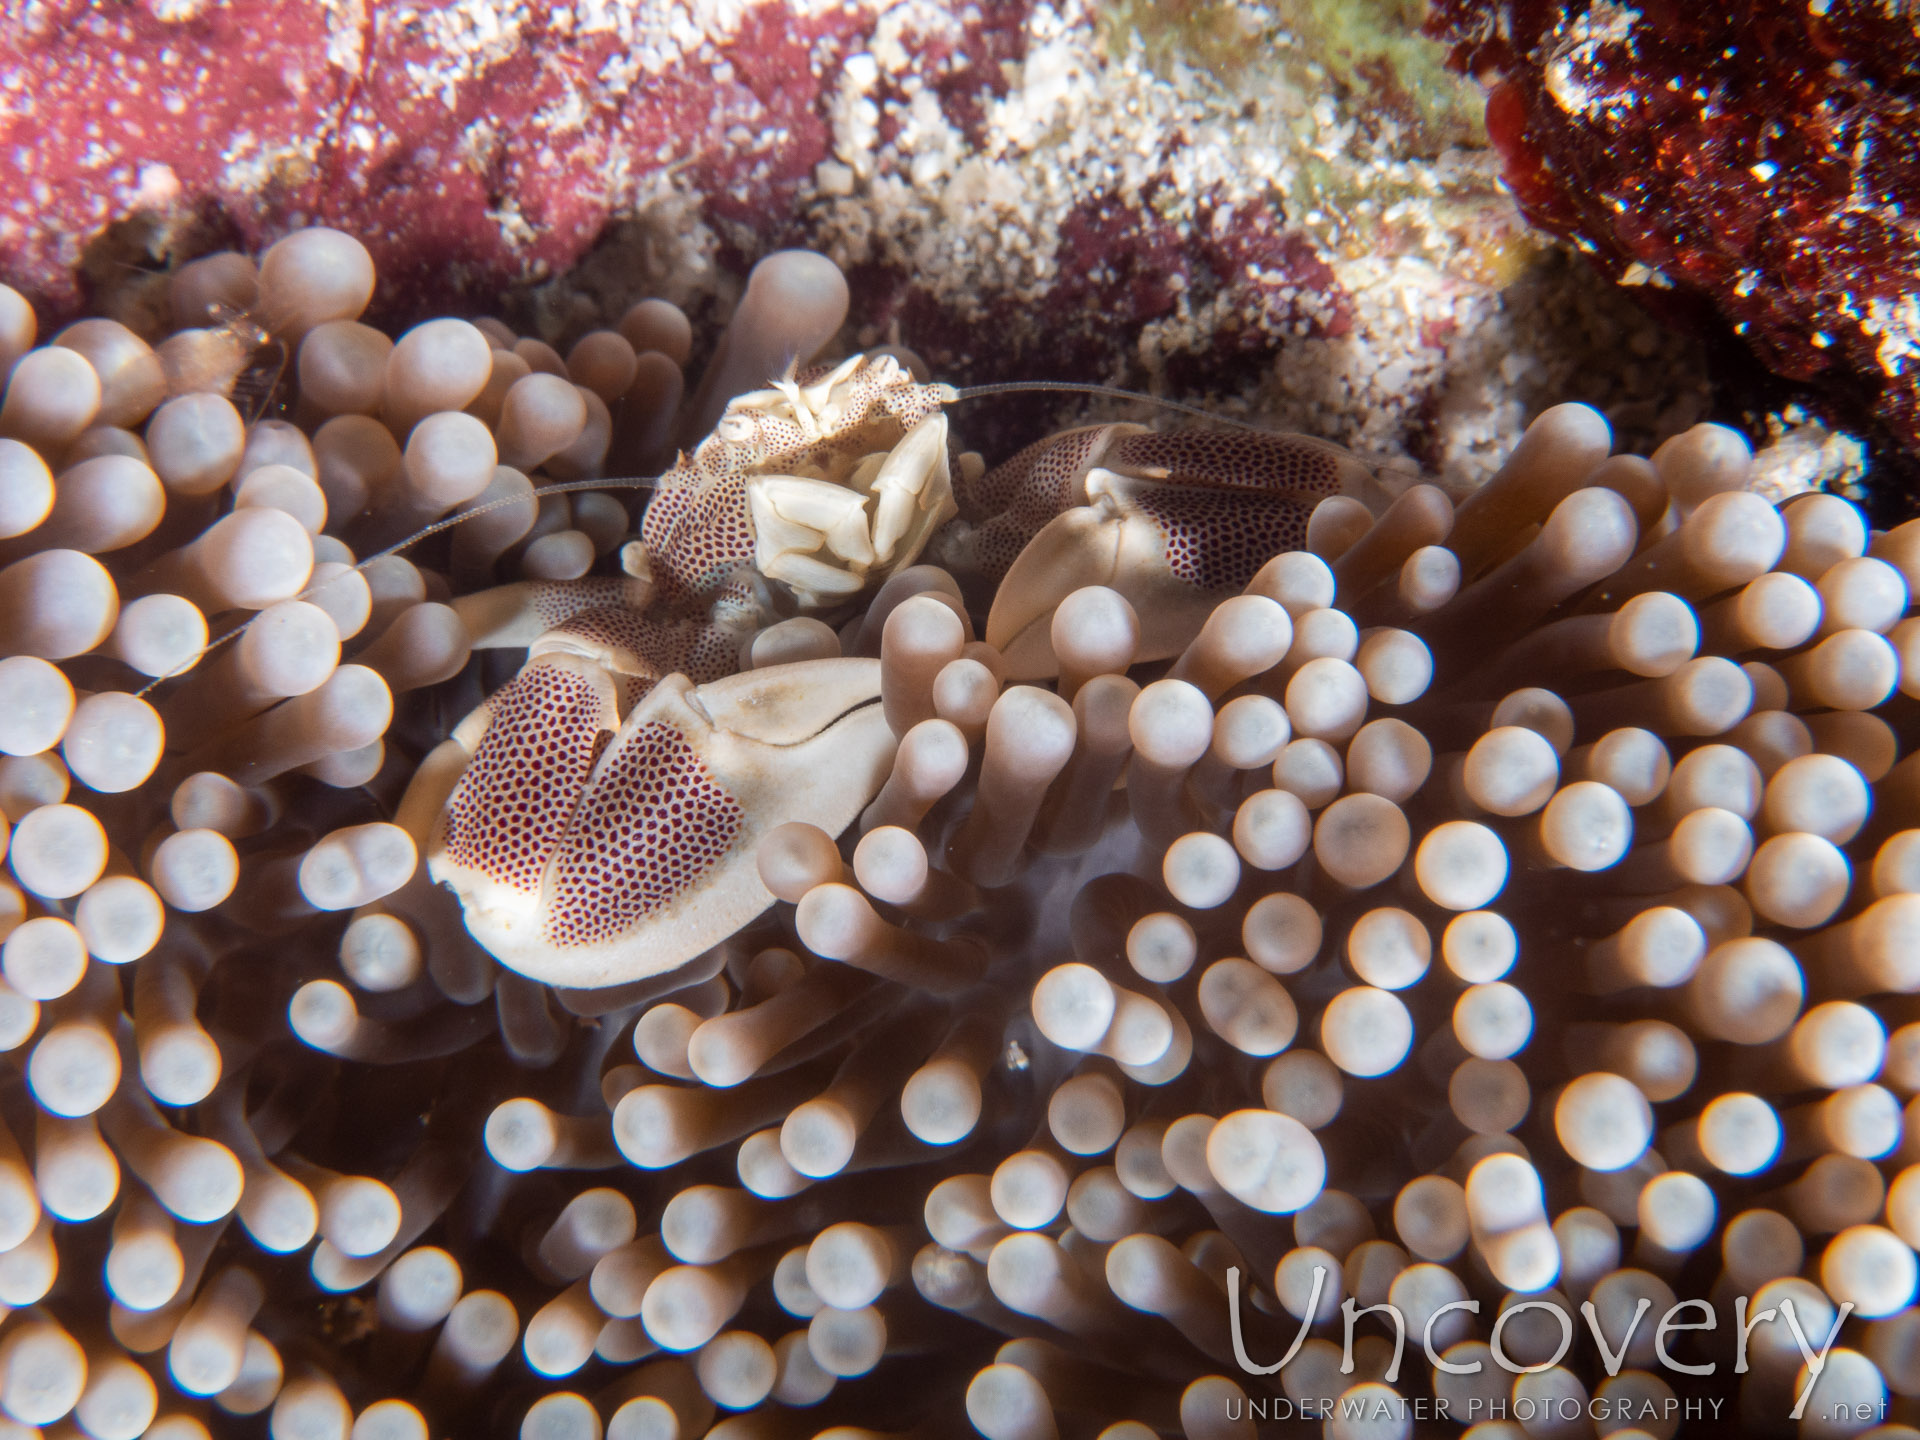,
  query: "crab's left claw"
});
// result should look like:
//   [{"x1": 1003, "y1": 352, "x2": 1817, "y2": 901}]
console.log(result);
[
  {"x1": 985, "y1": 429, "x2": 1386, "y2": 680},
  {"x1": 428, "y1": 657, "x2": 893, "y2": 989}
]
